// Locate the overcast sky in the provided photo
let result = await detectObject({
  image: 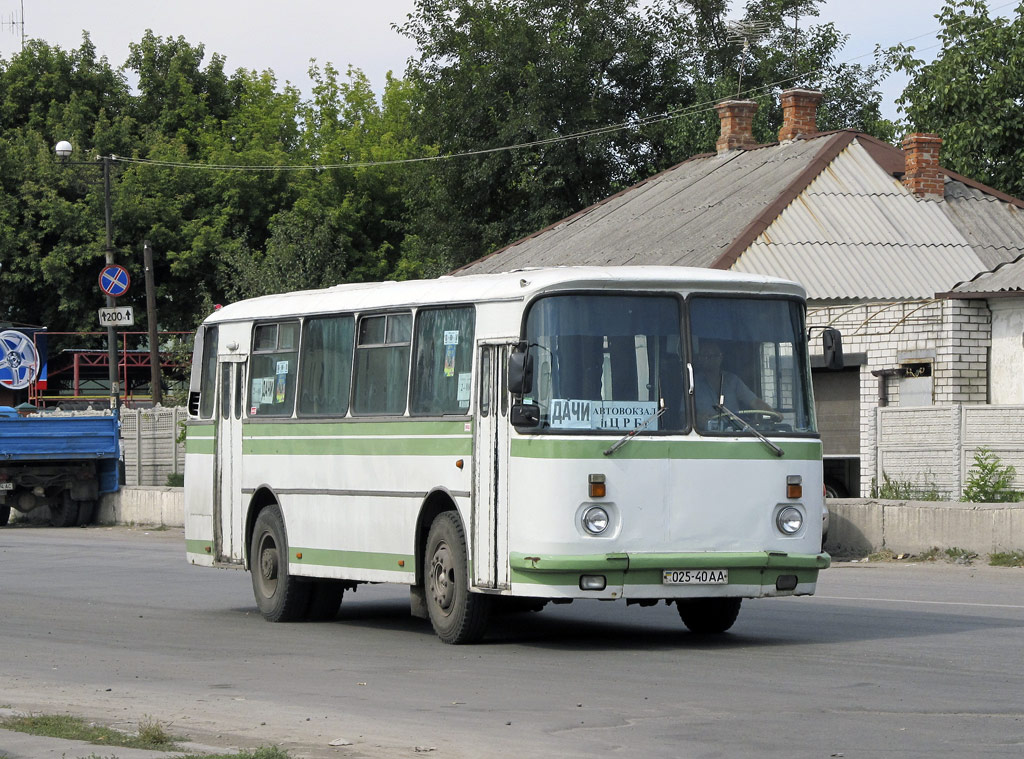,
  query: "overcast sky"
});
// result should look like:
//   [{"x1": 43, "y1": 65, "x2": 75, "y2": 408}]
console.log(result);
[{"x1": 0, "y1": 1, "x2": 1008, "y2": 123}]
